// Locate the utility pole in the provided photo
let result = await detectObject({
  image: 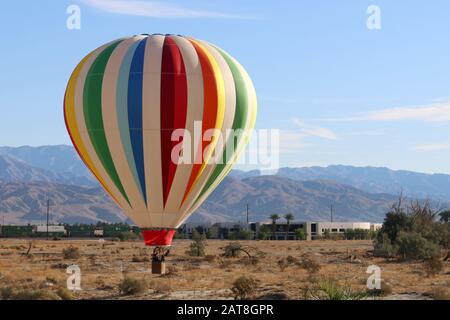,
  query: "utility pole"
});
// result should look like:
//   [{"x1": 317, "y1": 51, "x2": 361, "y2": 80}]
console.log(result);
[
  {"x1": 46, "y1": 198, "x2": 50, "y2": 240},
  {"x1": 246, "y1": 204, "x2": 249, "y2": 225},
  {"x1": 330, "y1": 204, "x2": 333, "y2": 223}
]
